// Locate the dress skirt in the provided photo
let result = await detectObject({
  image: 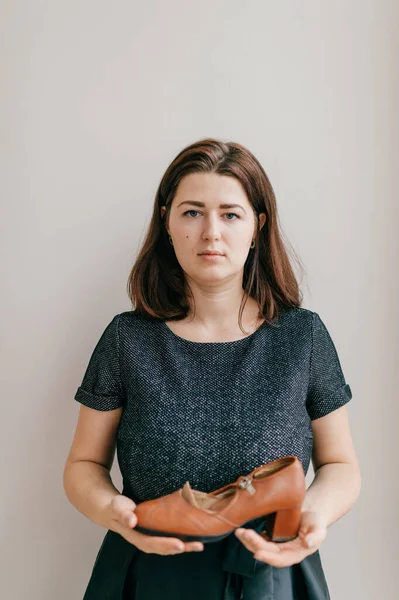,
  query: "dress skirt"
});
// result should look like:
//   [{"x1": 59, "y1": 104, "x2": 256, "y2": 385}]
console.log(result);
[{"x1": 82, "y1": 518, "x2": 331, "y2": 600}]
